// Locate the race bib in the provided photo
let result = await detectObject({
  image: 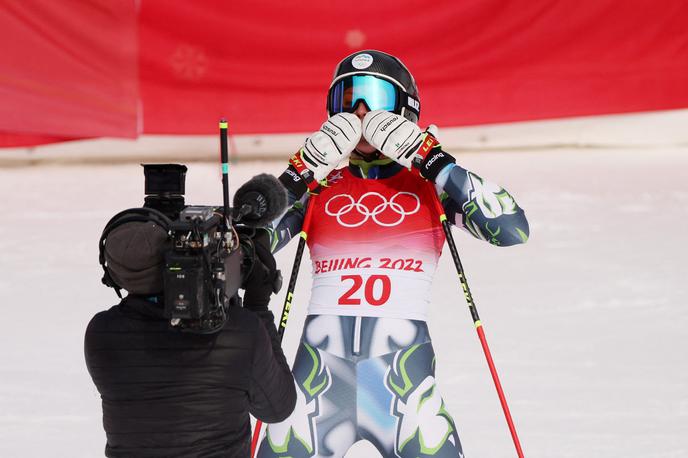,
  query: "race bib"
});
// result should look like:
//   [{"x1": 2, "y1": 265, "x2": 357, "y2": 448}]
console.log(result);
[{"x1": 306, "y1": 168, "x2": 444, "y2": 320}]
